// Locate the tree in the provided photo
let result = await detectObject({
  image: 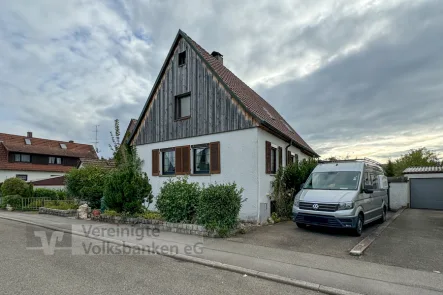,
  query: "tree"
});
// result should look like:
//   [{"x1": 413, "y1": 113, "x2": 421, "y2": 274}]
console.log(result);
[
  {"x1": 385, "y1": 159, "x2": 395, "y2": 177},
  {"x1": 65, "y1": 165, "x2": 108, "y2": 209},
  {"x1": 103, "y1": 119, "x2": 153, "y2": 214},
  {"x1": 393, "y1": 148, "x2": 440, "y2": 176}
]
